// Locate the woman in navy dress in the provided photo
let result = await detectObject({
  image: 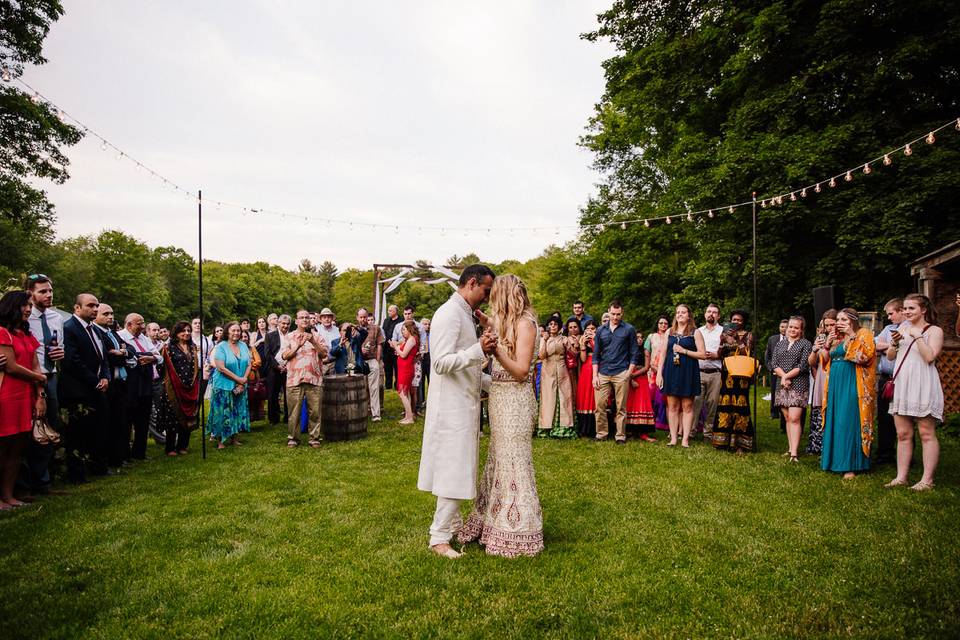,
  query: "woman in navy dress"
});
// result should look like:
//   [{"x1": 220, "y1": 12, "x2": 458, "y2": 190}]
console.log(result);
[{"x1": 656, "y1": 304, "x2": 705, "y2": 447}]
